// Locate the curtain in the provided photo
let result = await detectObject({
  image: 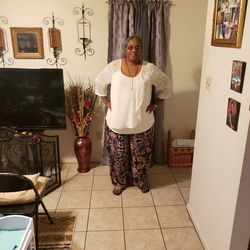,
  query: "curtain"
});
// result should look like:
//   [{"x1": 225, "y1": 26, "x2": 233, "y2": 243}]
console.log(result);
[{"x1": 101, "y1": 0, "x2": 169, "y2": 165}]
